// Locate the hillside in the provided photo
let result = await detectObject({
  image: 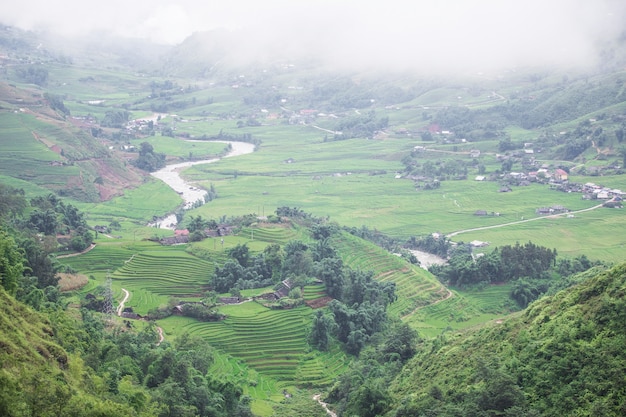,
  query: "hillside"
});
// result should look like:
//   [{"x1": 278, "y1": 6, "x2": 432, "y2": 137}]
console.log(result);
[
  {"x1": 387, "y1": 263, "x2": 626, "y2": 416},
  {"x1": 0, "y1": 287, "x2": 149, "y2": 416},
  {"x1": 0, "y1": 82, "x2": 145, "y2": 202}
]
